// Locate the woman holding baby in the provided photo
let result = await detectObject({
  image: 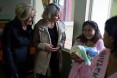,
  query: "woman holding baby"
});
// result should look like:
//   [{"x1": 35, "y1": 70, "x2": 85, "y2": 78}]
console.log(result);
[{"x1": 68, "y1": 20, "x2": 105, "y2": 78}]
